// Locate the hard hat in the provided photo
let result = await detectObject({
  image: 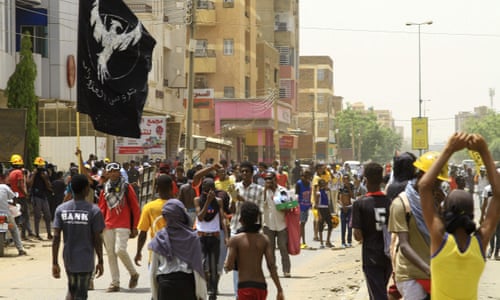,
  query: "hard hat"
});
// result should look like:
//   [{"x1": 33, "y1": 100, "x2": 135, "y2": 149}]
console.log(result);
[
  {"x1": 331, "y1": 214, "x2": 340, "y2": 229},
  {"x1": 33, "y1": 156, "x2": 46, "y2": 167},
  {"x1": 104, "y1": 157, "x2": 110, "y2": 163},
  {"x1": 10, "y1": 154, "x2": 24, "y2": 165},
  {"x1": 413, "y1": 151, "x2": 449, "y2": 181}
]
